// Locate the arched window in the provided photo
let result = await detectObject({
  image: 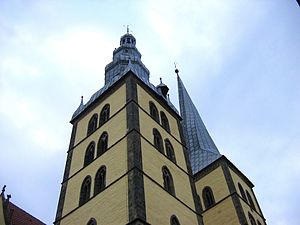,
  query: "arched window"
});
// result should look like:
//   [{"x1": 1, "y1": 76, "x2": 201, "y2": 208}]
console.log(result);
[
  {"x1": 97, "y1": 132, "x2": 108, "y2": 156},
  {"x1": 87, "y1": 113, "x2": 98, "y2": 135},
  {"x1": 99, "y1": 104, "x2": 110, "y2": 126},
  {"x1": 248, "y1": 212, "x2": 257, "y2": 225},
  {"x1": 202, "y1": 186, "x2": 215, "y2": 209},
  {"x1": 79, "y1": 176, "x2": 91, "y2": 206},
  {"x1": 170, "y1": 215, "x2": 180, "y2": 225},
  {"x1": 160, "y1": 111, "x2": 170, "y2": 132},
  {"x1": 238, "y1": 183, "x2": 247, "y2": 203},
  {"x1": 246, "y1": 190, "x2": 256, "y2": 210},
  {"x1": 87, "y1": 218, "x2": 97, "y2": 225},
  {"x1": 149, "y1": 101, "x2": 159, "y2": 122},
  {"x1": 84, "y1": 142, "x2": 95, "y2": 166},
  {"x1": 165, "y1": 139, "x2": 176, "y2": 163},
  {"x1": 94, "y1": 166, "x2": 106, "y2": 195},
  {"x1": 153, "y1": 128, "x2": 164, "y2": 153},
  {"x1": 162, "y1": 166, "x2": 175, "y2": 195}
]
